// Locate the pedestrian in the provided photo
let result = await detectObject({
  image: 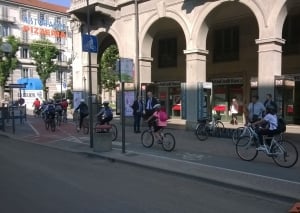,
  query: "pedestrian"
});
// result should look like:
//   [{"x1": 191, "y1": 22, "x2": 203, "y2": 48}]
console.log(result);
[
  {"x1": 75, "y1": 99, "x2": 89, "y2": 131},
  {"x1": 247, "y1": 95, "x2": 265, "y2": 123},
  {"x1": 131, "y1": 95, "x2": 144, "y2": 133},
  {"x1": 144, "y1": 91, "x2": 158, "y2": 126},
  {"x1": 229, "y1": 98, "x2": 239, "y2": 125},
  {"x1": 264, "y1": 93, "x2": 277, "y2": 114}
]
